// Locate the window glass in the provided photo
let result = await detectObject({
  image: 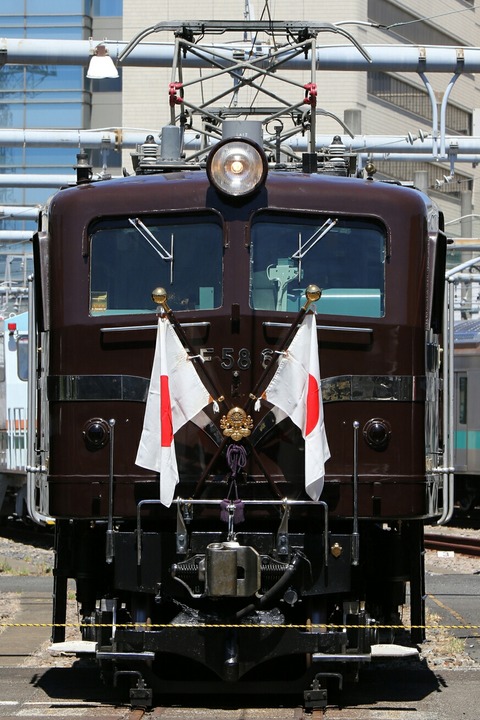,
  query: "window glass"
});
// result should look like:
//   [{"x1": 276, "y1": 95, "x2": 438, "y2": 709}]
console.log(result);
[
  {"x1": 0, "y1": 334, "x2": 4, "y2": 383},
  {"x1": 26, "y1": 146, "x2": 76, "y2": 165},
  {"x1": 93, "y1": 0, "x2": 122, "y2": 14},
  {"x1": 27, "y1": 0, "x2": 85, "y2": 11},
  {"x1": 250, "y1": 213, "x2": 386, "y2": 317},
  {"x1": 17, "y1": 336, "x2": 28, "y2": 382},
  {"x1": 27, "y1": 67, "x2": 83, "y2": 91},
  {"x1": 459, "y1": 376, "x2": 467, "y2": 425},
  {"x1": 27, "y1": 24, "x2": 86, "y2": 40},
  {"x1": 0, "y1": 103, "x2": 25, "y2": 127},
  {"x1": 26, "y1": 101, "x2": 84, "y2": 127},
  {"x1": 89, "y1": 72, "x2": 122, "y2": 93},
  {"x1": 90, "y1": 215, "x2": 223, "y2": 315},
  {"x1": 1, "y1": 1, "x2": 24, "y2": 11}
]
